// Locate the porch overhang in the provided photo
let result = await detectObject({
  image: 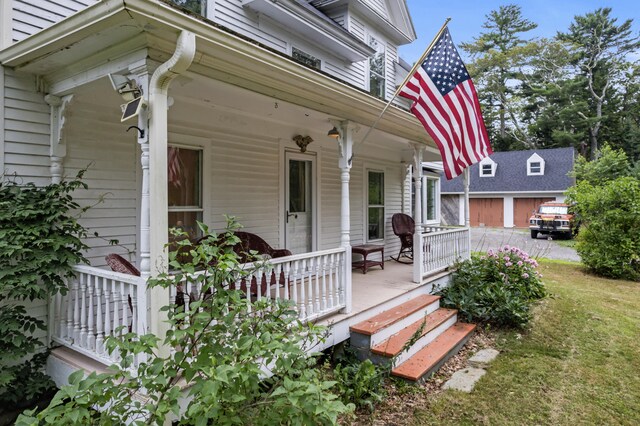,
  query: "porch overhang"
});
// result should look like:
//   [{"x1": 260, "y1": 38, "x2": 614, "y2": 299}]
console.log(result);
[{"x1": 0, "y1": 0, "x2": 434, "y2": 146}]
